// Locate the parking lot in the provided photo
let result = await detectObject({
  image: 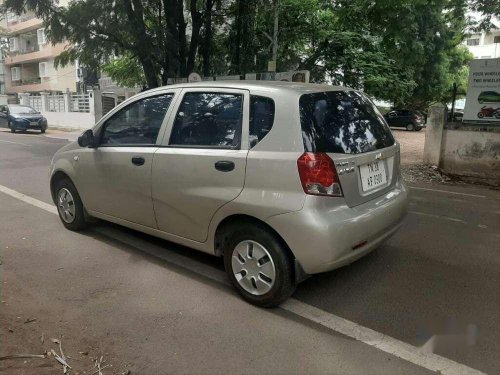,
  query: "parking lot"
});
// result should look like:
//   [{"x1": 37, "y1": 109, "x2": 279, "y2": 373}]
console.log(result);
[{"x1": 0, "y1": 129, "x2": 499, "y2": 374}]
